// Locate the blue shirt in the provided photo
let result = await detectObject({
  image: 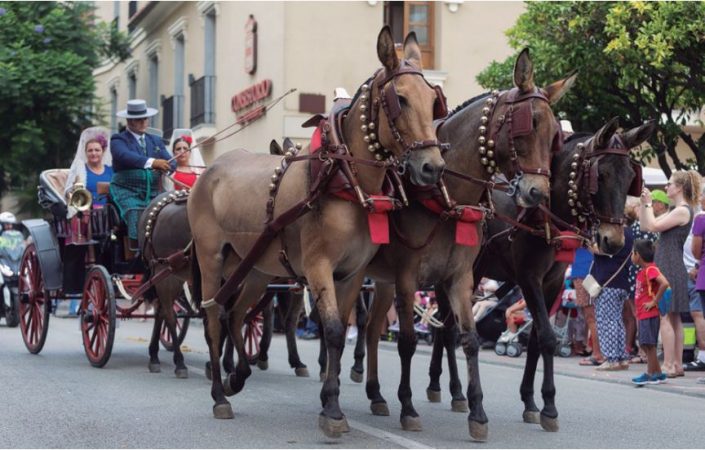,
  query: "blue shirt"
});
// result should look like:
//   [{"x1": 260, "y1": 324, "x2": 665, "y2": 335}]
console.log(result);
[
  {"x1": 570, "y1": 247, "x2": 593, "y2": 279},
  {"x1": 86, "y1": 165, "x2": 113, "y2": 206}
]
